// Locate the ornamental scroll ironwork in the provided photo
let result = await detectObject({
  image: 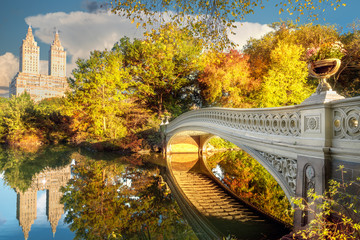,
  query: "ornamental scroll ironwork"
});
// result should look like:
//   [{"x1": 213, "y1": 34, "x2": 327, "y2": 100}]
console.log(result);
[
  {"x1": 257, "y1": 151, "x2": 297, "y2": 194},
  {"x1": 197, "y1": 111, "x2": 301, "y2": 137},
  {"x1": 333, "y1": 106, "x2": 360, "y2": 140}
]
